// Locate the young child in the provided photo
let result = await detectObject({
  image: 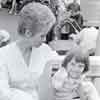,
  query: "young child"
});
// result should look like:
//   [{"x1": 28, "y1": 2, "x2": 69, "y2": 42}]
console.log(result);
[{"x1": 51, "y1": 47, "x2": 100, "y2": 100}]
